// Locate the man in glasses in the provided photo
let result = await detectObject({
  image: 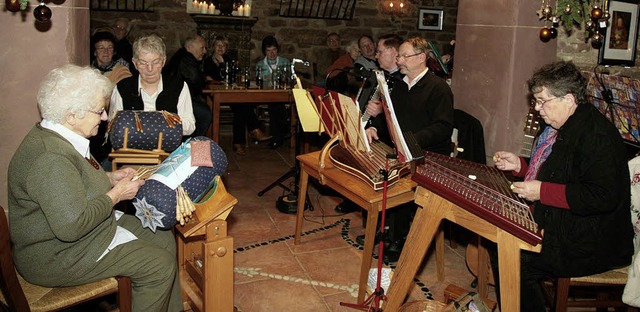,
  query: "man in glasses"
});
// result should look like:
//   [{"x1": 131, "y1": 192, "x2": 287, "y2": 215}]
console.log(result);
[{"x1": 364, "y1": 36, "x2": 454, "y2": 262}]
